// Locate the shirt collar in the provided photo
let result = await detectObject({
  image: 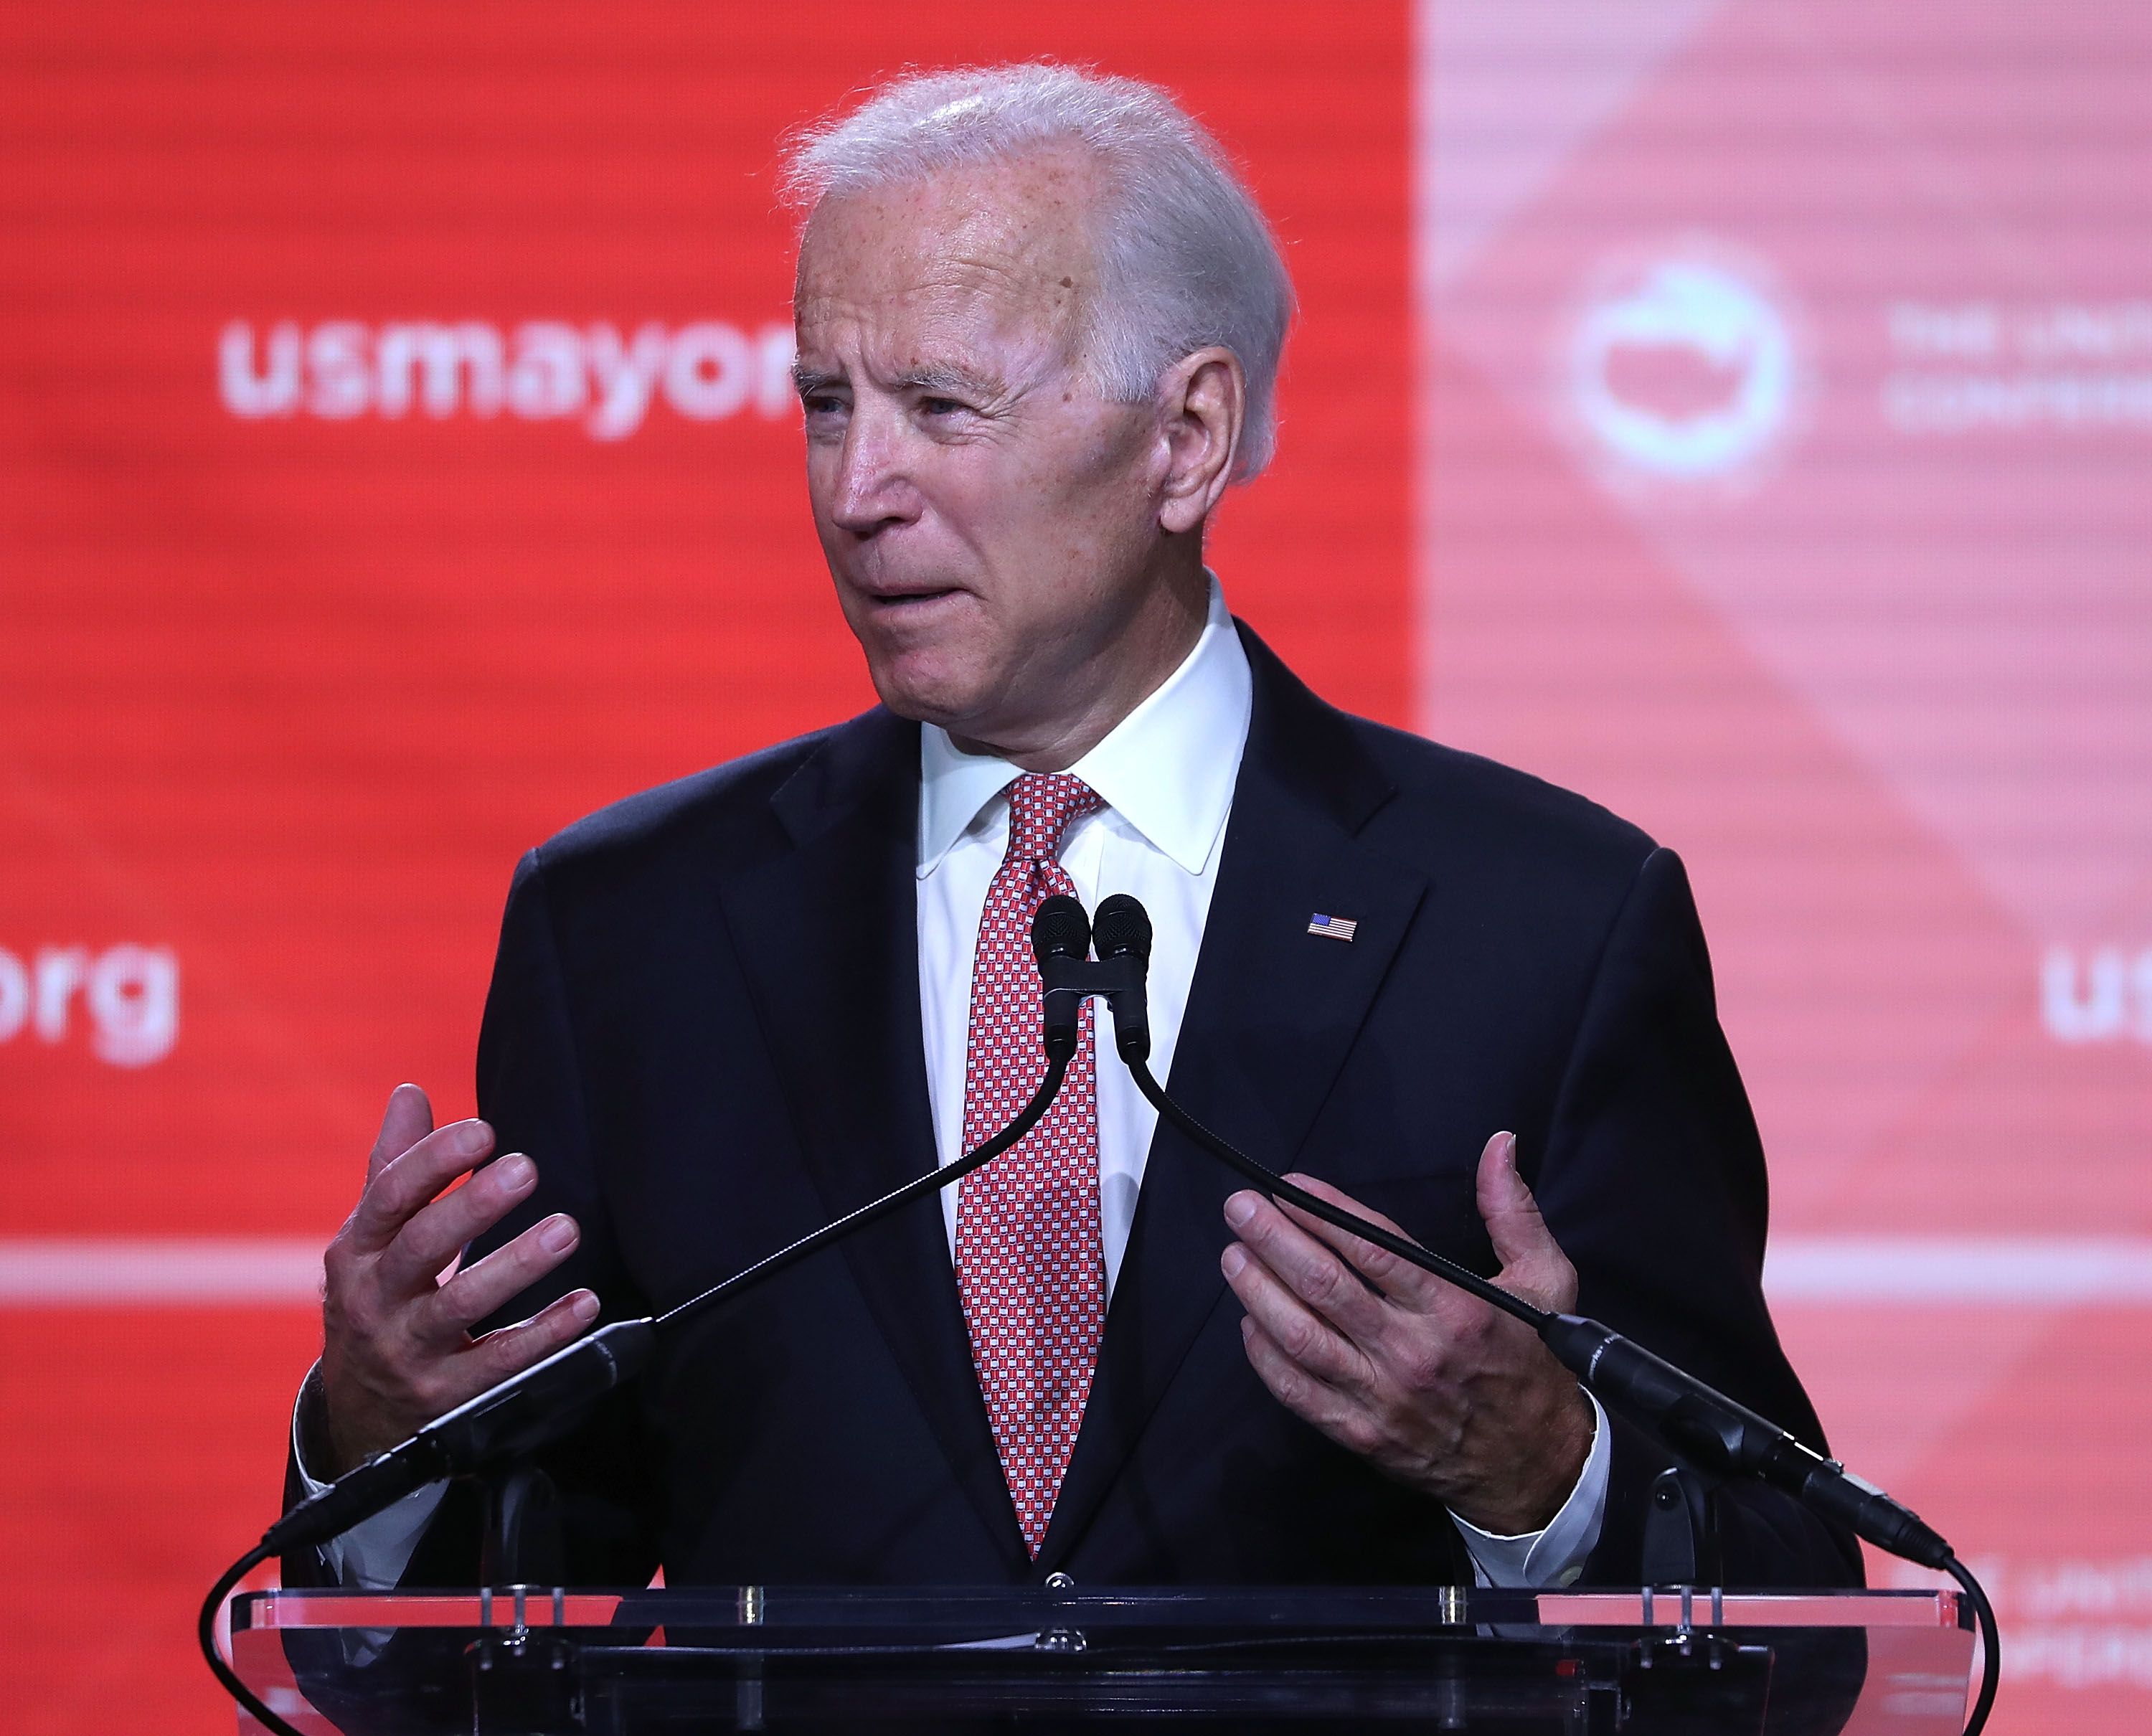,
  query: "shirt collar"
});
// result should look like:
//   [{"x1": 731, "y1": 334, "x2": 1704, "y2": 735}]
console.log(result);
[{"x1": 917, "y1": 578, "x2": 1253, "y2": 878}]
